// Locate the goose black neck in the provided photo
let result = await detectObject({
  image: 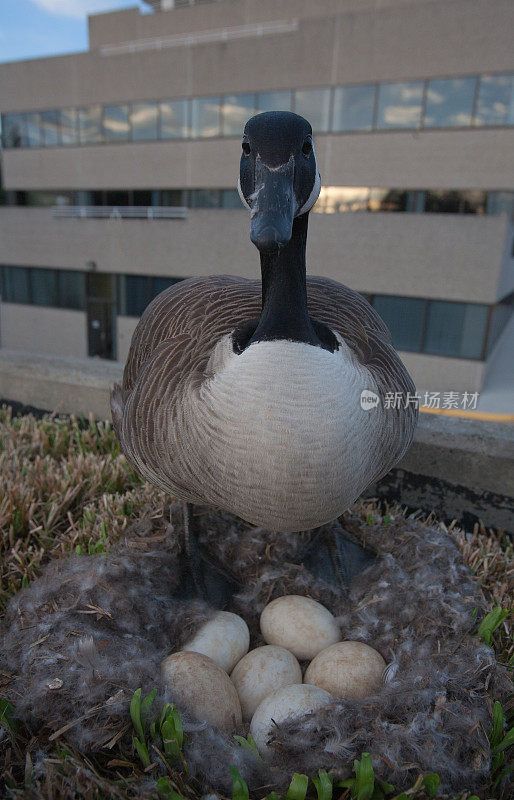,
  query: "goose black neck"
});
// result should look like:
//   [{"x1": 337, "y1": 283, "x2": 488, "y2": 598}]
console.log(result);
[{"x1": 250, "y1": 213, "x2": 320, "y2": 346}]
